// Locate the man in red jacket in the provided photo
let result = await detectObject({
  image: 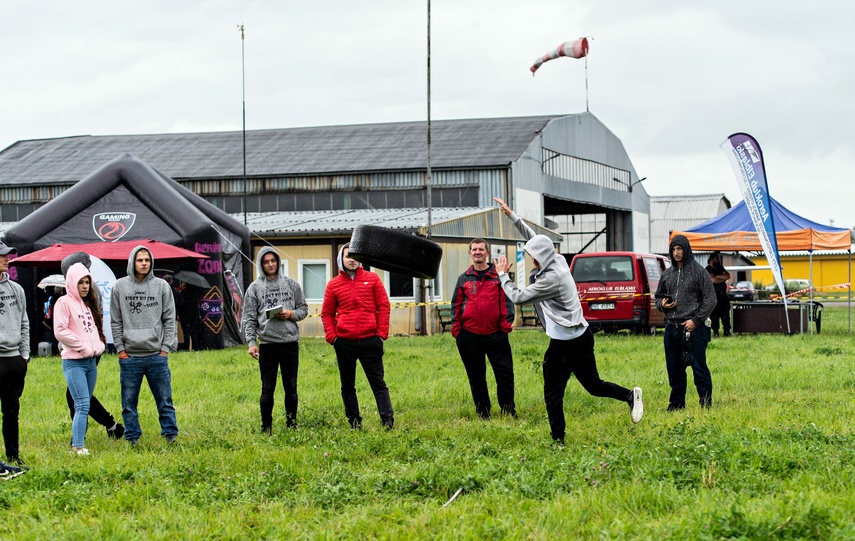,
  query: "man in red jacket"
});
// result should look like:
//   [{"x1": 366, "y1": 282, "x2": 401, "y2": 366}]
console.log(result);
[
  {"x1": 451, "y1": 238, "x2": 516, "y2": 419},
  {"x1": 321, "y1": 243, "x2": 394, "y2": 430}
]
